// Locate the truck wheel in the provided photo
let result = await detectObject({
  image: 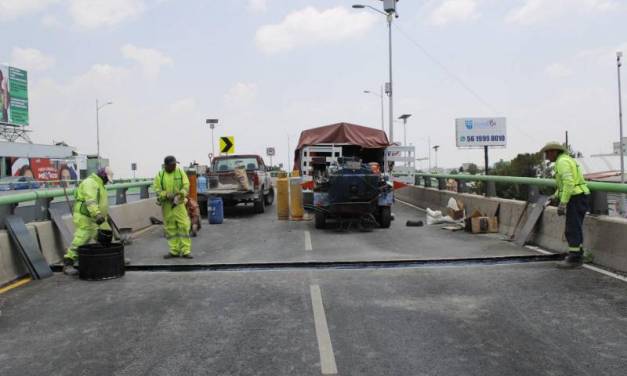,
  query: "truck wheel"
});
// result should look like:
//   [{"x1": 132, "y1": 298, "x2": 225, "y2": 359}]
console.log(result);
[
  {"x1": 379, "y1": 206, "x2": 392, "y2": 228},
  {"x1": 254, "y1": 197, "x2": 265, "y2": 214},
  {"x1": 264, "y1": 187, "x2": 275, "y2": 206},
  {"x1": 315, "y1": 211, "x2": 326, "y2": 229}
]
